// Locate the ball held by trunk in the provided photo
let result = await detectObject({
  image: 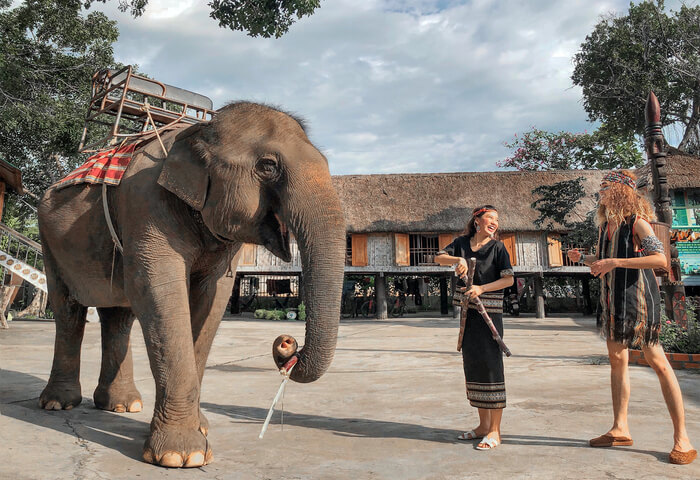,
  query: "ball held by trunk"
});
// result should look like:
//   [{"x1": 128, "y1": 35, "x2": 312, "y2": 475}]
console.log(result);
[{"x1": 273, "y1": 334, "x2": 298, "y2": 368}]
